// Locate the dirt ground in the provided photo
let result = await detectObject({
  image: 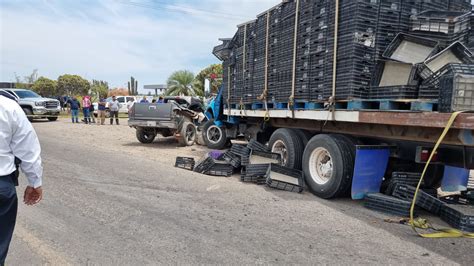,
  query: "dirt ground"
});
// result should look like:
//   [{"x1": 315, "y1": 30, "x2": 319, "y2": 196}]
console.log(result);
[{"x1": 7, "y1": 117, "x2": 473, "y2": 265}]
